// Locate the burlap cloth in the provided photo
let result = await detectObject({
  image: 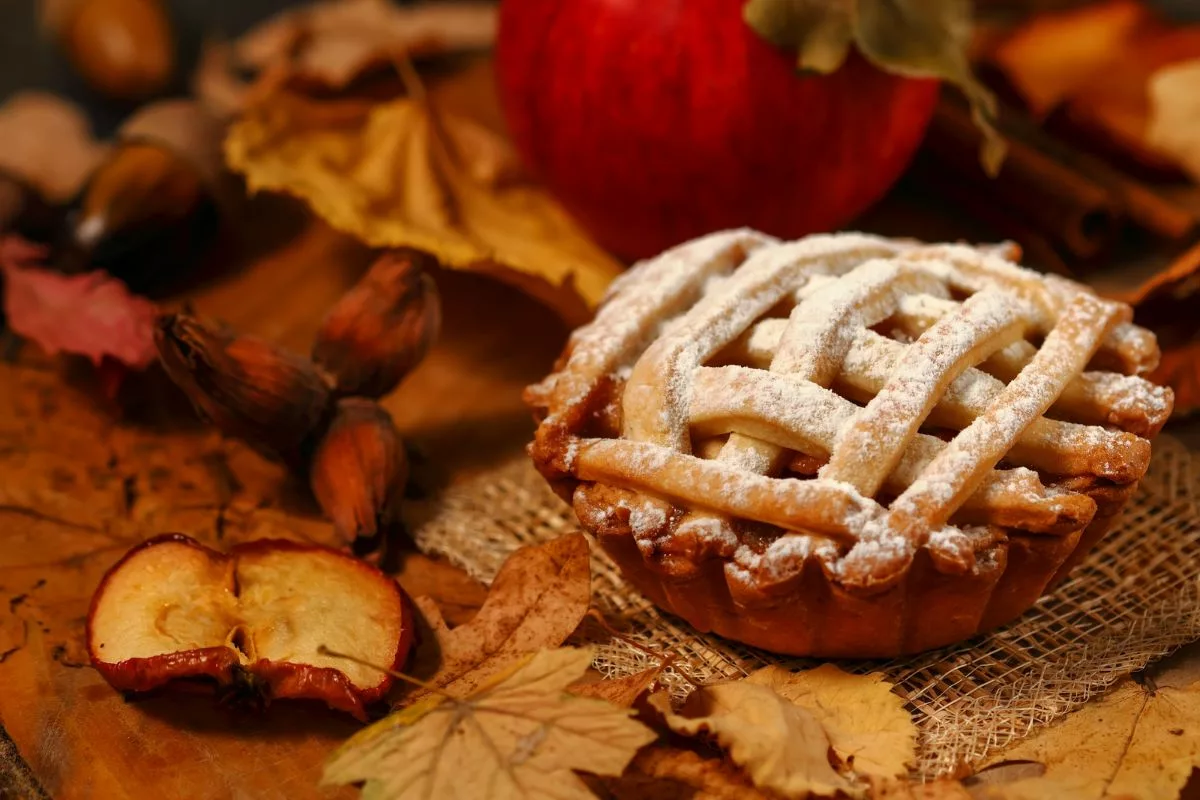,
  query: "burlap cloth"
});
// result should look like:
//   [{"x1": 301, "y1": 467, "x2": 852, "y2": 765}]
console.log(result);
[{"x1": 406, "y1": 436, "x2": 1200, "y2": 779}]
